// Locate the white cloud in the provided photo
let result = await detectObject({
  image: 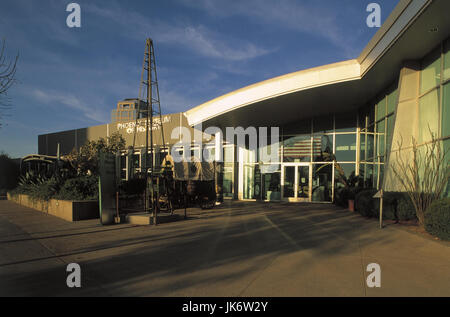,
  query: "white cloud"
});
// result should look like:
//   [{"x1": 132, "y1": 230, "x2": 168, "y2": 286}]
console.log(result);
[
  {"x1": 32, "y1": 89, "x2": 107, "y2": 123},
  {"x1": 178, "y1": 0, "x2": 361, "y2": 58},
  {"x1": 84, "y1": 2, "x2": 273, "y2": 61}
]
